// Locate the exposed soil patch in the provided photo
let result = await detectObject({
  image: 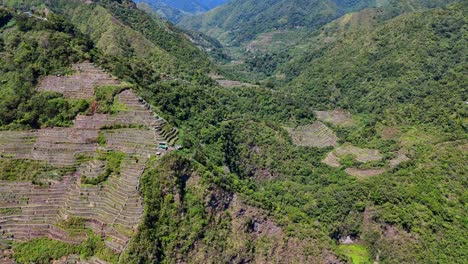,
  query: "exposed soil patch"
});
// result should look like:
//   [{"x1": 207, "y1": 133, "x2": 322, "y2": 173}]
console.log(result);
[
  {"x1": 246, "y1": 31, "x2": 278, "y2": 52},
  {"x1": 321, "y1": 144, "x2": 405, "y2": 178},
  {"x1": 209, "y1": 73, "x2": 256, "y2": 88},
  {"x1": 380, "y1": 127, "x2": 400, "y2": 140},
  {"x1": 37, "y1": 62, "x2": 120, "y2": 99}
]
